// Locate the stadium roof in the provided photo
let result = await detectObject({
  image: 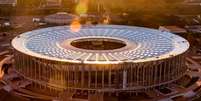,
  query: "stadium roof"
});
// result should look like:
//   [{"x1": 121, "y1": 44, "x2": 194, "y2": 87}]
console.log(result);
[{"x1": 12, "y1": 25, "x2": 189, "y2": 64}]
